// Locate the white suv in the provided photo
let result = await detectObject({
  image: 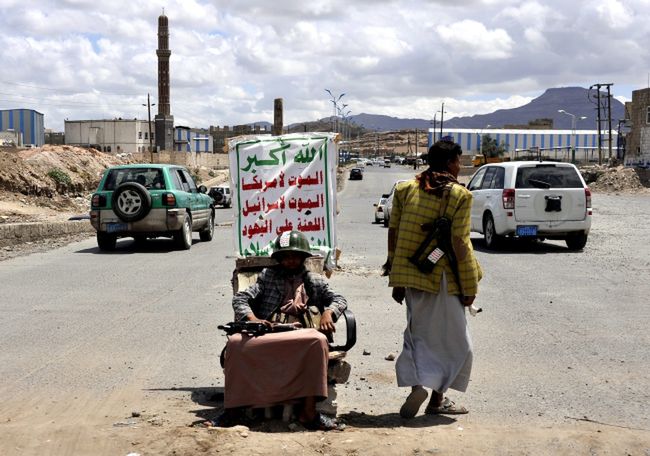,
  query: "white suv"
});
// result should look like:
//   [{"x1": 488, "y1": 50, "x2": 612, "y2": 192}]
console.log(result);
[{"x1": 467, "y1": 161, "x2": 592, "y2": 250}]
